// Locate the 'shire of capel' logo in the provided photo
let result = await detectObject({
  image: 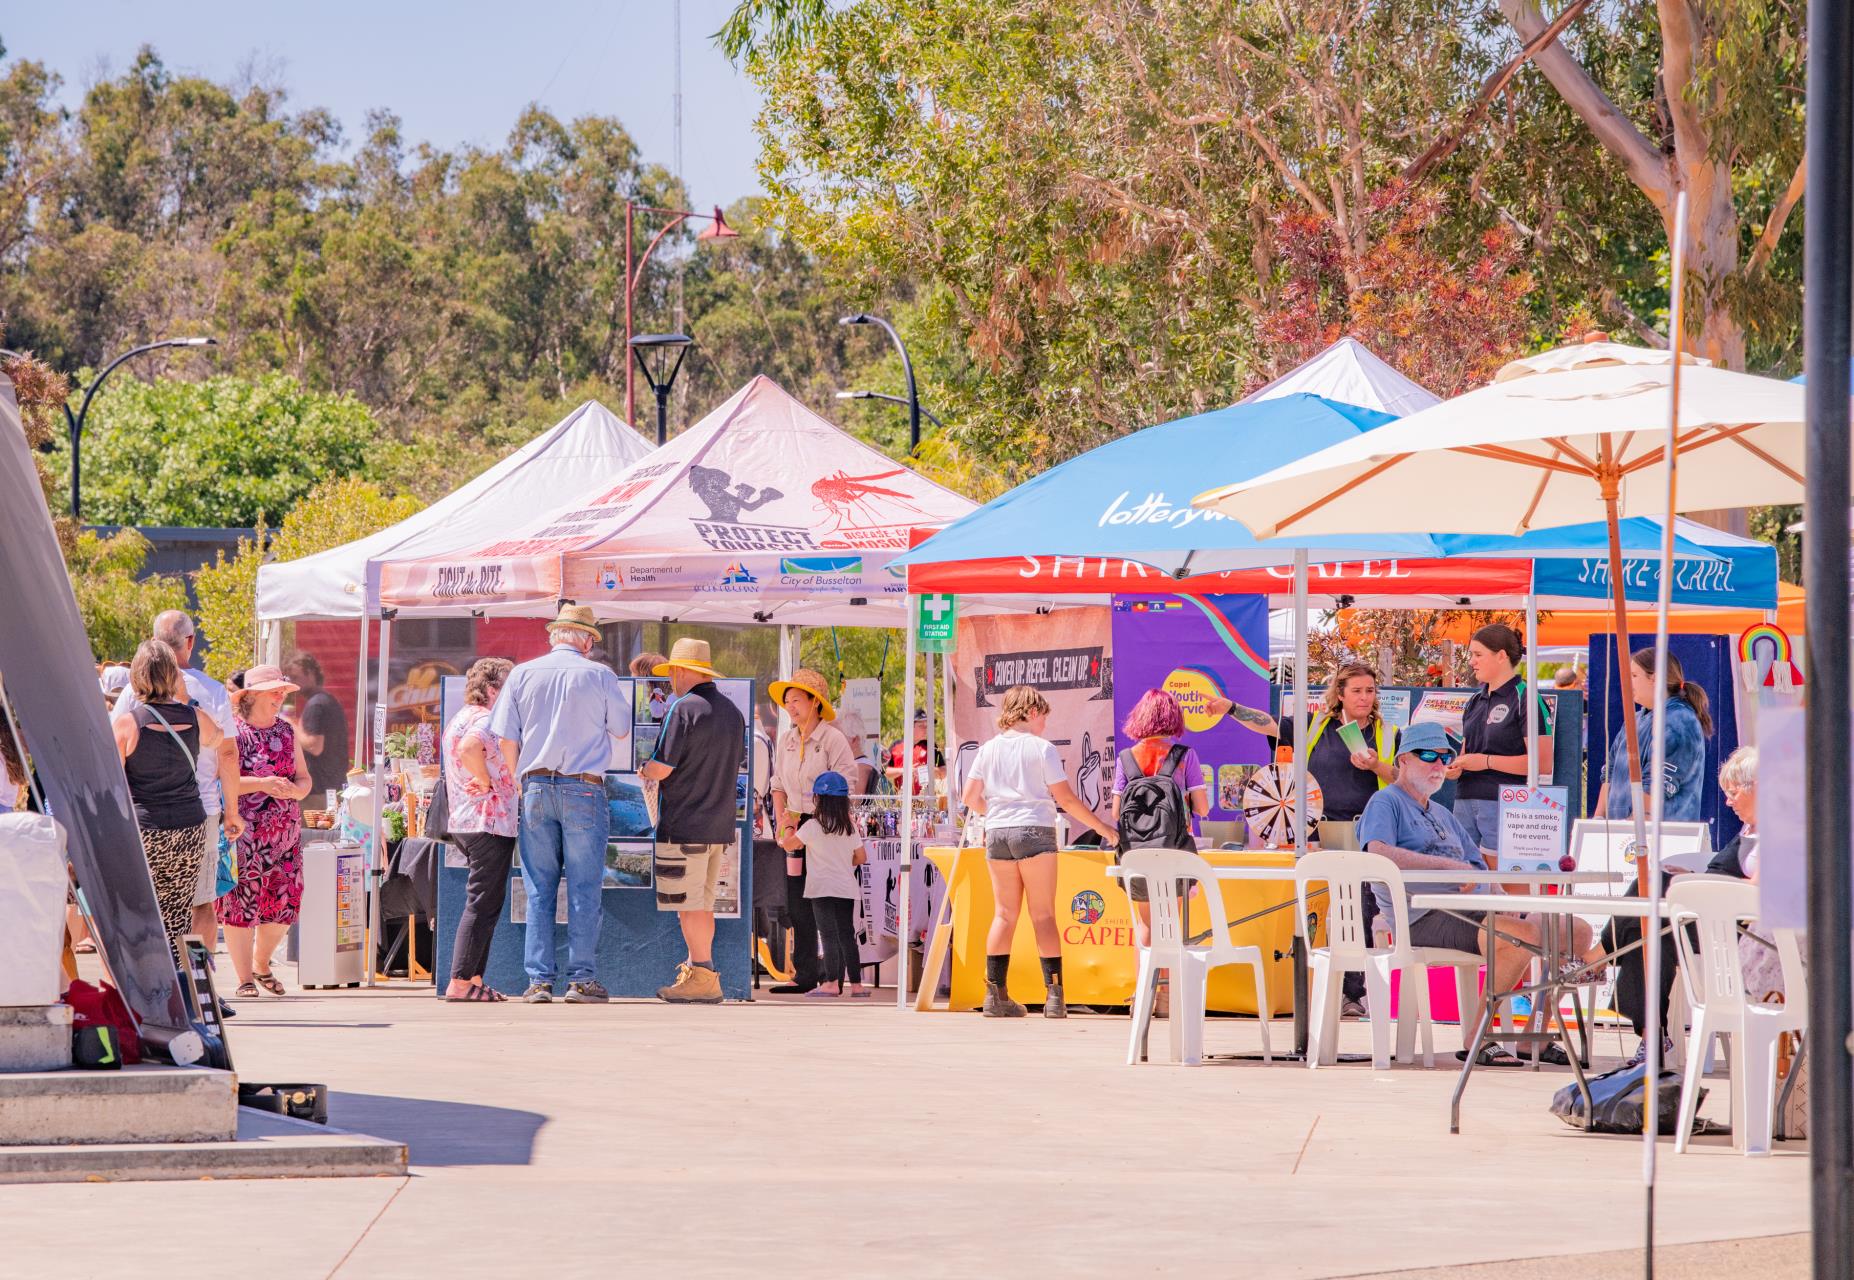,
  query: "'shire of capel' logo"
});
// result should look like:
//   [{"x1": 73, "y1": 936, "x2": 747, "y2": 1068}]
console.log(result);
[{"x1": 1070, "y1": 890, "x2": 1105, "y2": 926}]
